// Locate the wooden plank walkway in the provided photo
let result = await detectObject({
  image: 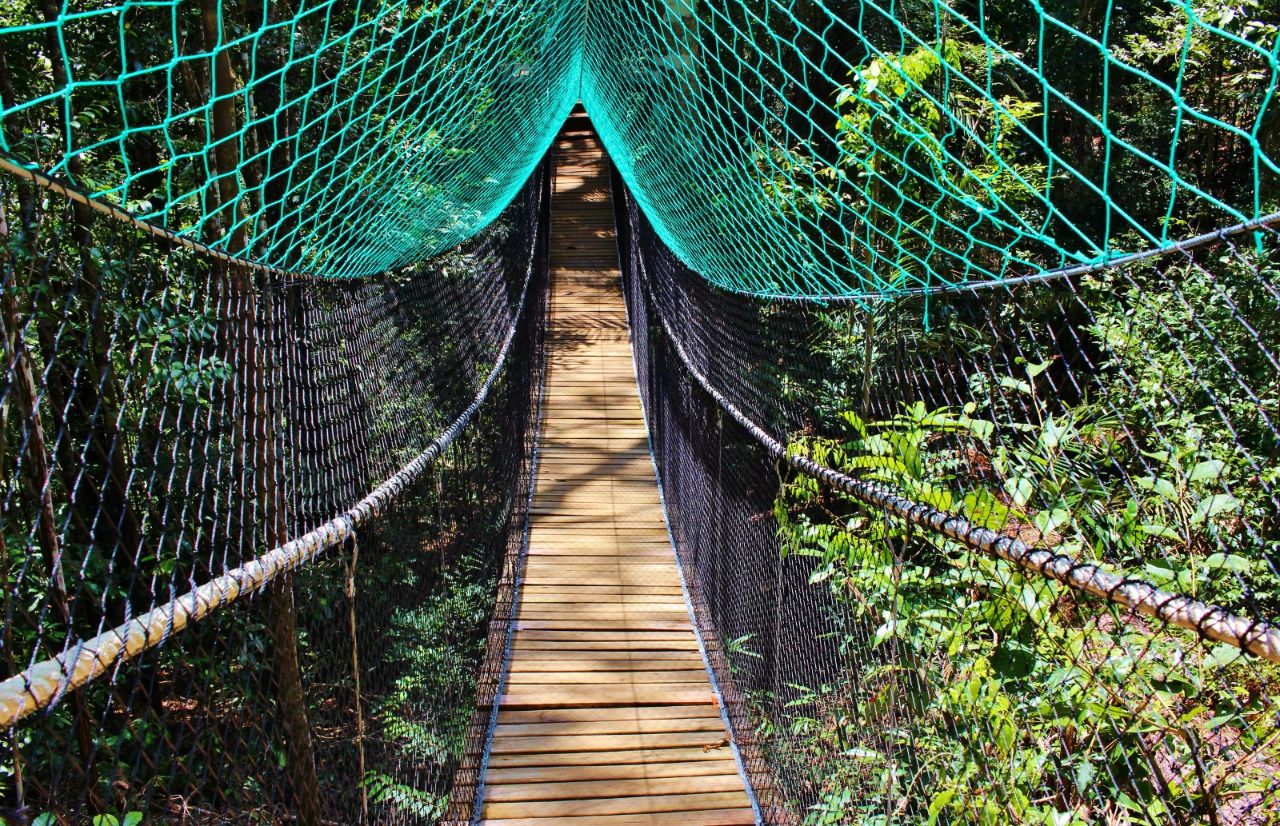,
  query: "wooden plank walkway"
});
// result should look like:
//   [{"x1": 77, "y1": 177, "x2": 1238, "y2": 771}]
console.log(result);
[{"x1": 477, "y1": 113, "x2": 755, "y2": 824}]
